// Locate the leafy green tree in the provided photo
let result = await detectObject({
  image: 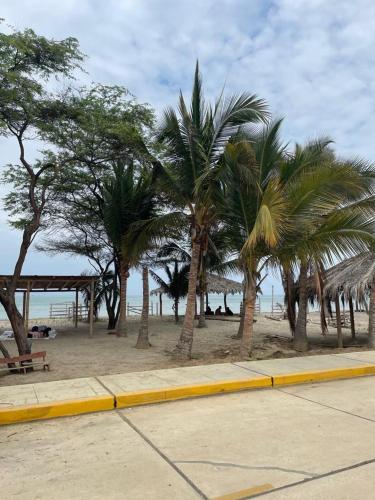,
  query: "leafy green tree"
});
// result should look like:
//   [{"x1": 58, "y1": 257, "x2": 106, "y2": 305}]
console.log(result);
[
  {"x1": 41, "y1": 84, "x2": 157, "y2": 331},
  {"x1": 0, "y1": 24, "x2": 82, "y2": 355},
  {"x1": 158, "y1": 62, "x2": 268, "y2": 358}
]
